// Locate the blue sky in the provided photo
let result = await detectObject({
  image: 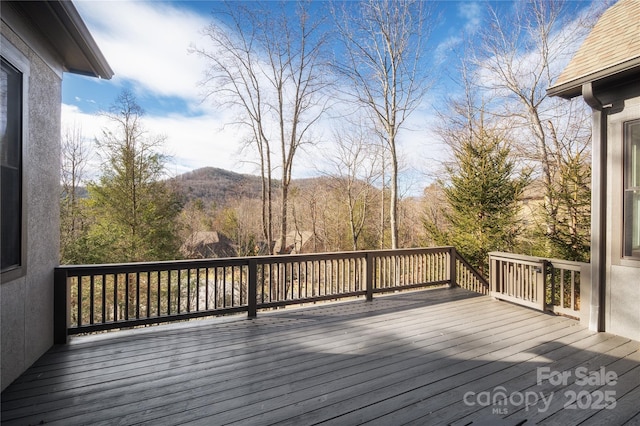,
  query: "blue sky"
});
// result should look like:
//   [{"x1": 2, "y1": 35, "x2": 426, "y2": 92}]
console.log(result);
[{"x1": 62, "y1": 0, "x2": 593, "y2": 192}]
